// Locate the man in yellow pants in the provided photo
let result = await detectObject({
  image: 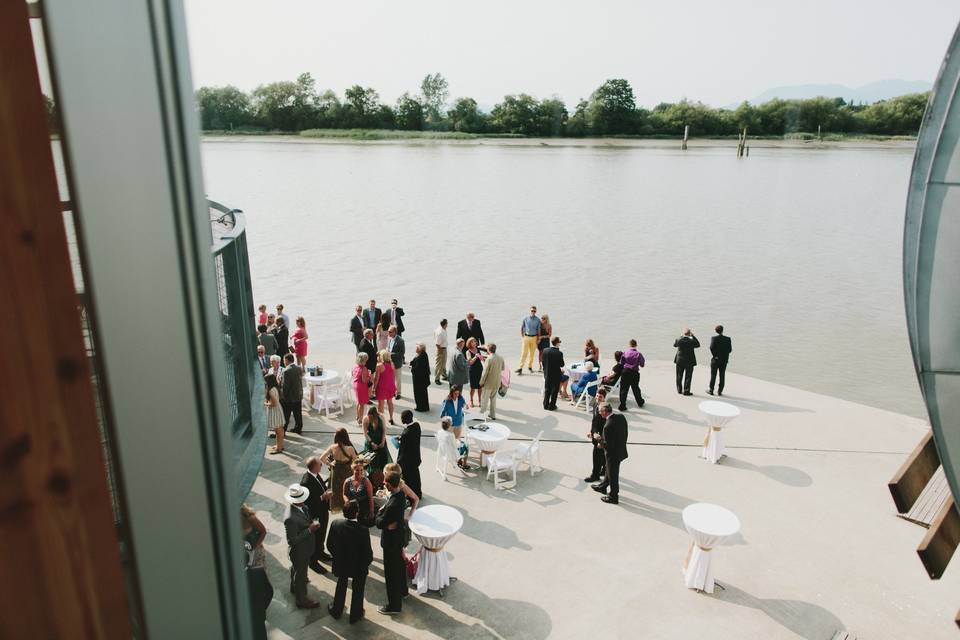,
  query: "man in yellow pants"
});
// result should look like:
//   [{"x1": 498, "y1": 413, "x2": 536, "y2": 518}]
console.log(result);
[{"x1": 515, "y1": 305, "x2": 542, "y2": 376}]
